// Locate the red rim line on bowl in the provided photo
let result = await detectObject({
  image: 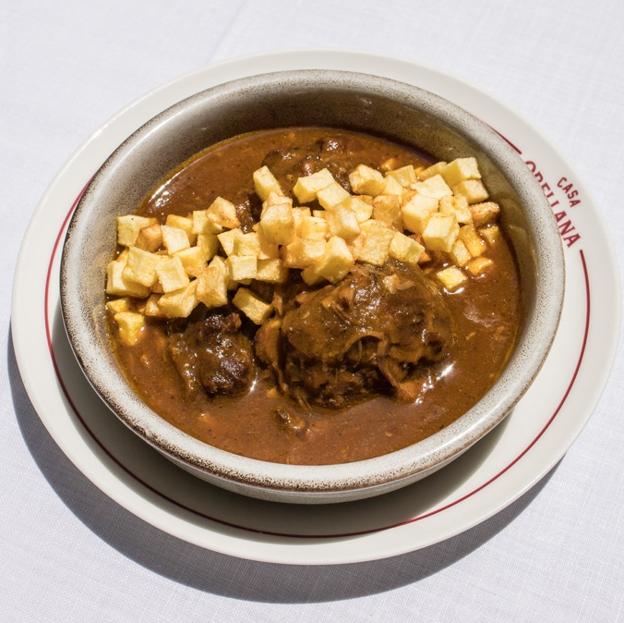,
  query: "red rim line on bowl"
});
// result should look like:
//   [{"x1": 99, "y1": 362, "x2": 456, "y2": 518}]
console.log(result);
[{"x1": 44, "y1": 153, "x2": 590, "y2": 540}]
